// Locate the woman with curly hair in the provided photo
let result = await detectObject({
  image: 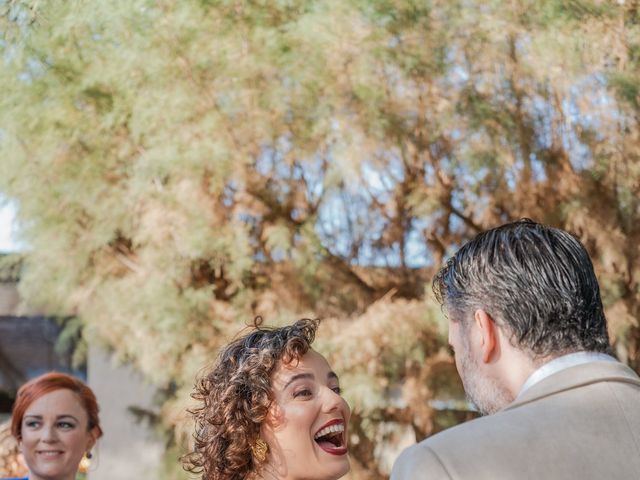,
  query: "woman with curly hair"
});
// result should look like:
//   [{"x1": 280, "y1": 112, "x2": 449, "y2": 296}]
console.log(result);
[{"x1": 184, "y1": 318, "x2": 350, "y2": 480}]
